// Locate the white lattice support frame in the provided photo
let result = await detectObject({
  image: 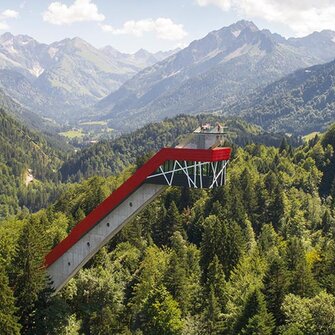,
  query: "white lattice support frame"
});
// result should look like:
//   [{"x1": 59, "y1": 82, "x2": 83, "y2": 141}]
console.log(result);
[{"x1": 146, "y1": 160, "x2": 229, "y2": 188}]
